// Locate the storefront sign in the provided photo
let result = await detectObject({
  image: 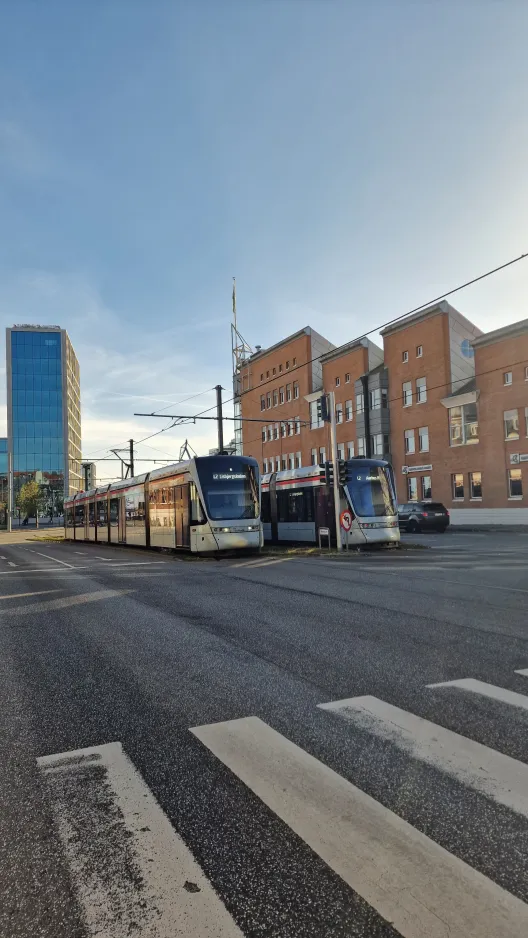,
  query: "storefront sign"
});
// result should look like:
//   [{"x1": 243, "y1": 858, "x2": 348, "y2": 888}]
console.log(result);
[{"x1": 401, "y1": 464, "x2": 433, "y2": 474}]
